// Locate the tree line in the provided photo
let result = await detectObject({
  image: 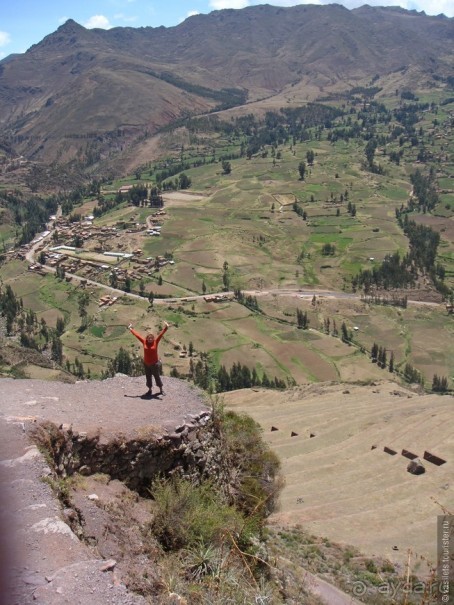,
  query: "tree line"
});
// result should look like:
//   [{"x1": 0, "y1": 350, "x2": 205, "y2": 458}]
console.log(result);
[
  {"x1": 353, "y1": 213, "x2": 446, "y2": 294},
  {"x1": 181, "y1": 354, "x2": 290, "y2": 393},
  {"x1": 233, "y1": 289, "x2": 260, "y2": 312},
  {"x1": 0, "y1": 284, "x2": 65, "y2": 367},
  {"x1": 0, "y1": 190, "x2": 58, "y2": 246},
  {"x1": 292, "y1": 201, "x2": 308, "y2": 220}
]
